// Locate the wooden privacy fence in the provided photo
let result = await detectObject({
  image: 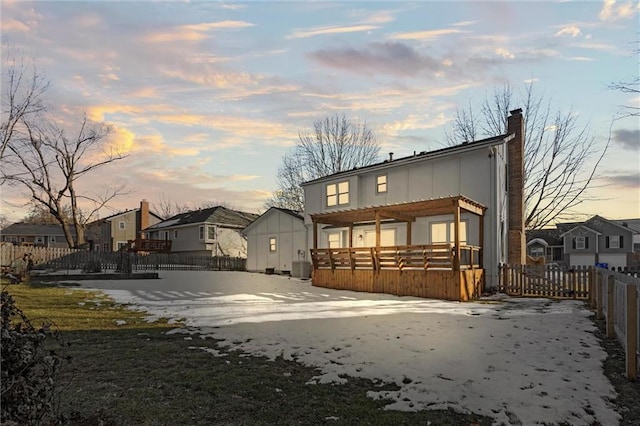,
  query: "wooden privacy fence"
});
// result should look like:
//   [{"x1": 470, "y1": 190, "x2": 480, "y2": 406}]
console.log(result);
[
  {"x1": 1, "y1": 244, "x2": 245, "y2": 272},
  {"x1": 591, "y1": 269, "x2": 639, "y2": 380},
  {"x1": 498, "y1": 264, "x2": 592, "y2": 299},
  {"x1": 1, "y1": 243, "x2": 80, "y2": 268},
  {"x1": 38, "y1": 251, "x2": 246, "y2": 272}
]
